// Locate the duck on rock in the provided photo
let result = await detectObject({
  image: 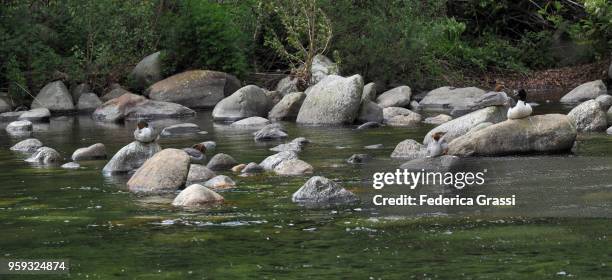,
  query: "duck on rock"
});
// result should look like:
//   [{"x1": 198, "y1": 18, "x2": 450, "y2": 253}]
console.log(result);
[
  {"x1": 183, "y1": 143, "x2": 207, "y2": 163},
  {"x1": 507, "y1": 89, "x2": 532, "y2": 120},
  {"x1": 134, "y1": 121, "x2": 157, "y2": 143},
  {"x1": 427, "y1": 132, "x2": 448, "y2": 157}
]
